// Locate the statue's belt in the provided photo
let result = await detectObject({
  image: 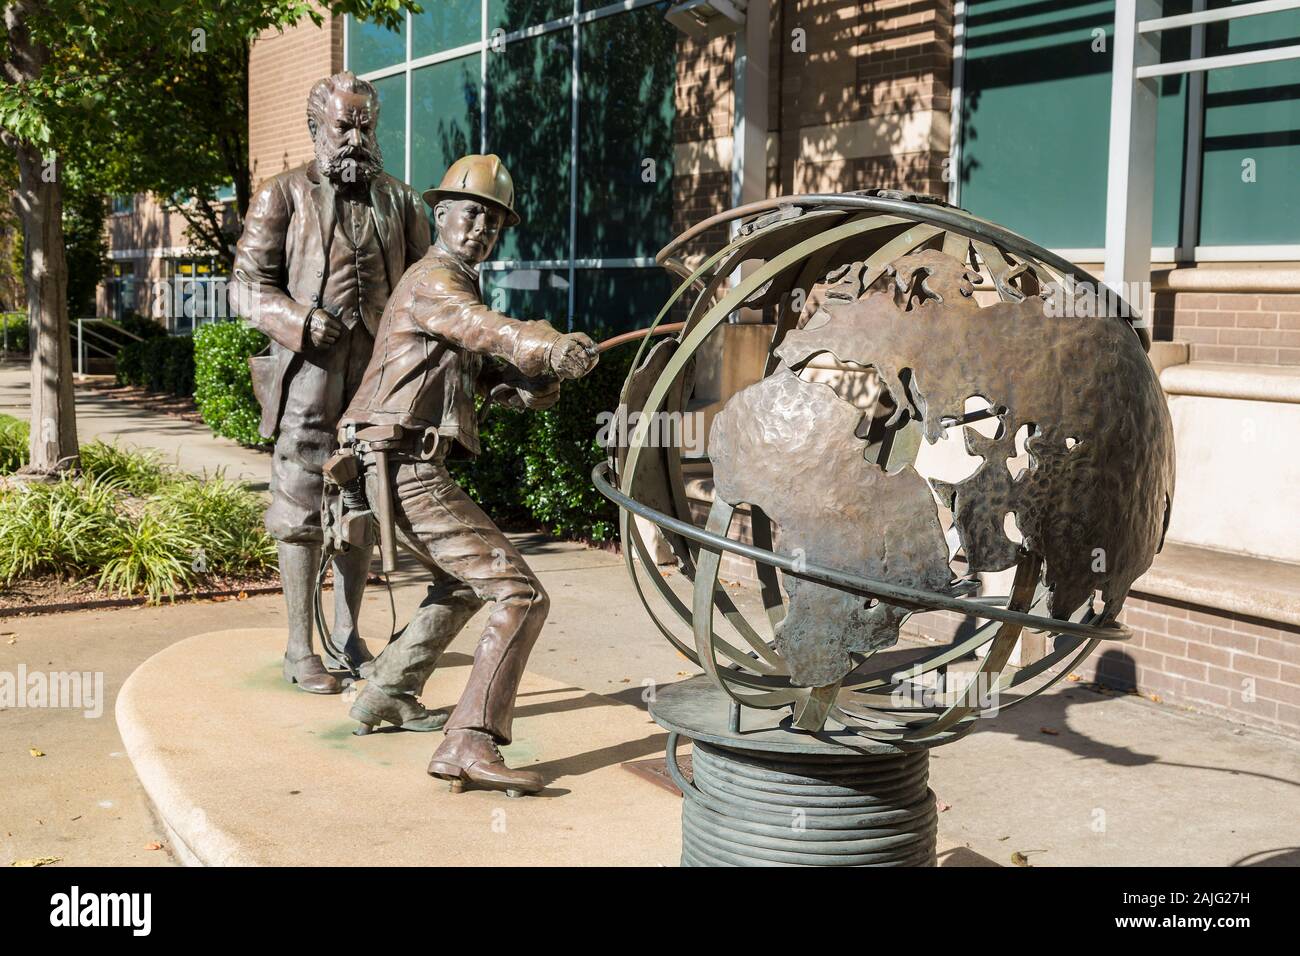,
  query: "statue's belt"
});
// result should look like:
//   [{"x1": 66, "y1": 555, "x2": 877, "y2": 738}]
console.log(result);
[{"x1": 326, "y1": 422, "x2": 432, "y2": 575}]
